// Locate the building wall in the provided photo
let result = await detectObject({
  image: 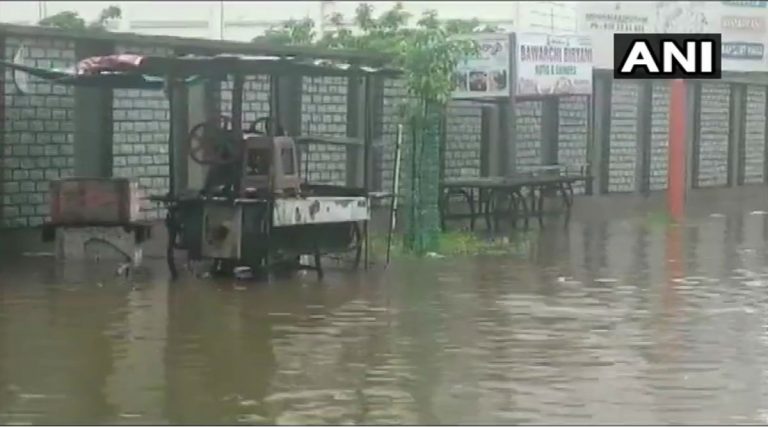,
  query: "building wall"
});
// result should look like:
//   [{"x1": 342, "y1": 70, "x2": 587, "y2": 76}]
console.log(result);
[
  {"x1": 301, "y1": 76, "x2": 348, "y2": 185},
  {"x1": 1, "y1": 36, "x2": 76, "y2": 228},
  {"x1": 515, "y1": 100, "x2": 542, "y2": 171},
  {"x1": 112, "y1": 43, "x2": 171, "y2": 220},
  {"x1": 743, "y1": 86, "x2": 766, "y2": 185},
  {"x1": 443, "y1": 103, "x2": 482, "y2": 179},
  {"x1": 649, "y1": 82, "x2": 669, "y2": 191},
  {"x1": 697, "y1": 83, "x2": 731, "y2": 188},
  {"x1": 557, "y1": 96, "x2": 589, "y2": 194},
  {"x1": 0, "y1": 1, "x2": 579, "y2": 41},
  {"x1": 1, "y1": 27, "x2": 768, "y2": 230},
  {"x1": 607, "y1": 81, "x2": 640, "y2": 193},
  {"x1": 379, "y1": 78, "x2": 408, "y2": 194}
]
